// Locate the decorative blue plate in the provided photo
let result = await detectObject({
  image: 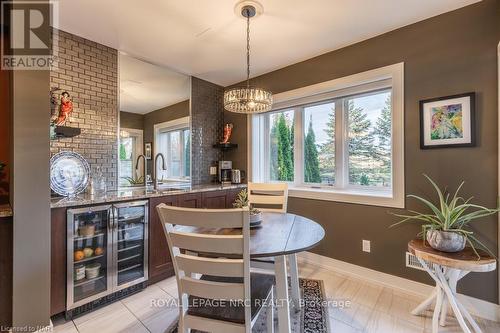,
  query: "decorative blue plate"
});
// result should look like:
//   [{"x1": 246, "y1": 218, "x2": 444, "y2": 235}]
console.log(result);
[{"x1": 50, "y1": 152, "x2": 90, "y2": 197}]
